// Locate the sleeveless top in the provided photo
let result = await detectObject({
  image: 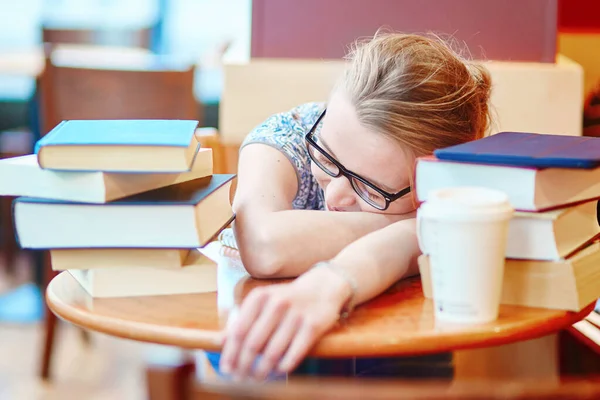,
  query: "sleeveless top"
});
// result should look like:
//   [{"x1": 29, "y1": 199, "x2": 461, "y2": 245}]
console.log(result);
[{"x1": 239, "y1": 101, "x2": 326, "y2": 211}]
